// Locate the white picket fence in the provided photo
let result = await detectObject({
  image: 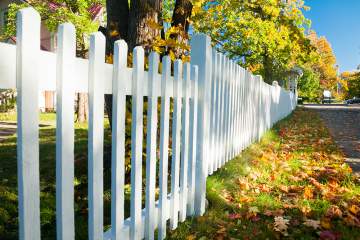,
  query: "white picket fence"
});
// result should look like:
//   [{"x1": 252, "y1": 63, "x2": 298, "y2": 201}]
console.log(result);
[{"x1": 0, "y1": 8, "x2": 296, "y2": 240}]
